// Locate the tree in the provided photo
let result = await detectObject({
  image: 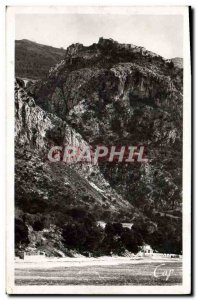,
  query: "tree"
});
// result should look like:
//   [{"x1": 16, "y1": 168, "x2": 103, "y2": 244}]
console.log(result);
[
  {"x1": 32, "y1": 220, "x2": 44, "y2": 231},
  {"x1": 15, "y1": 218, "x2": 29, "y2": 248},
  {"x1": 62, "y1": 223, "x2": 86, "y2": 249},
  {"x1": 62, "y1": 217, "x2": 103, "y2": 254},
  {"x1": 121, "y1": 228, "x2": 141, "y2": 254}
]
